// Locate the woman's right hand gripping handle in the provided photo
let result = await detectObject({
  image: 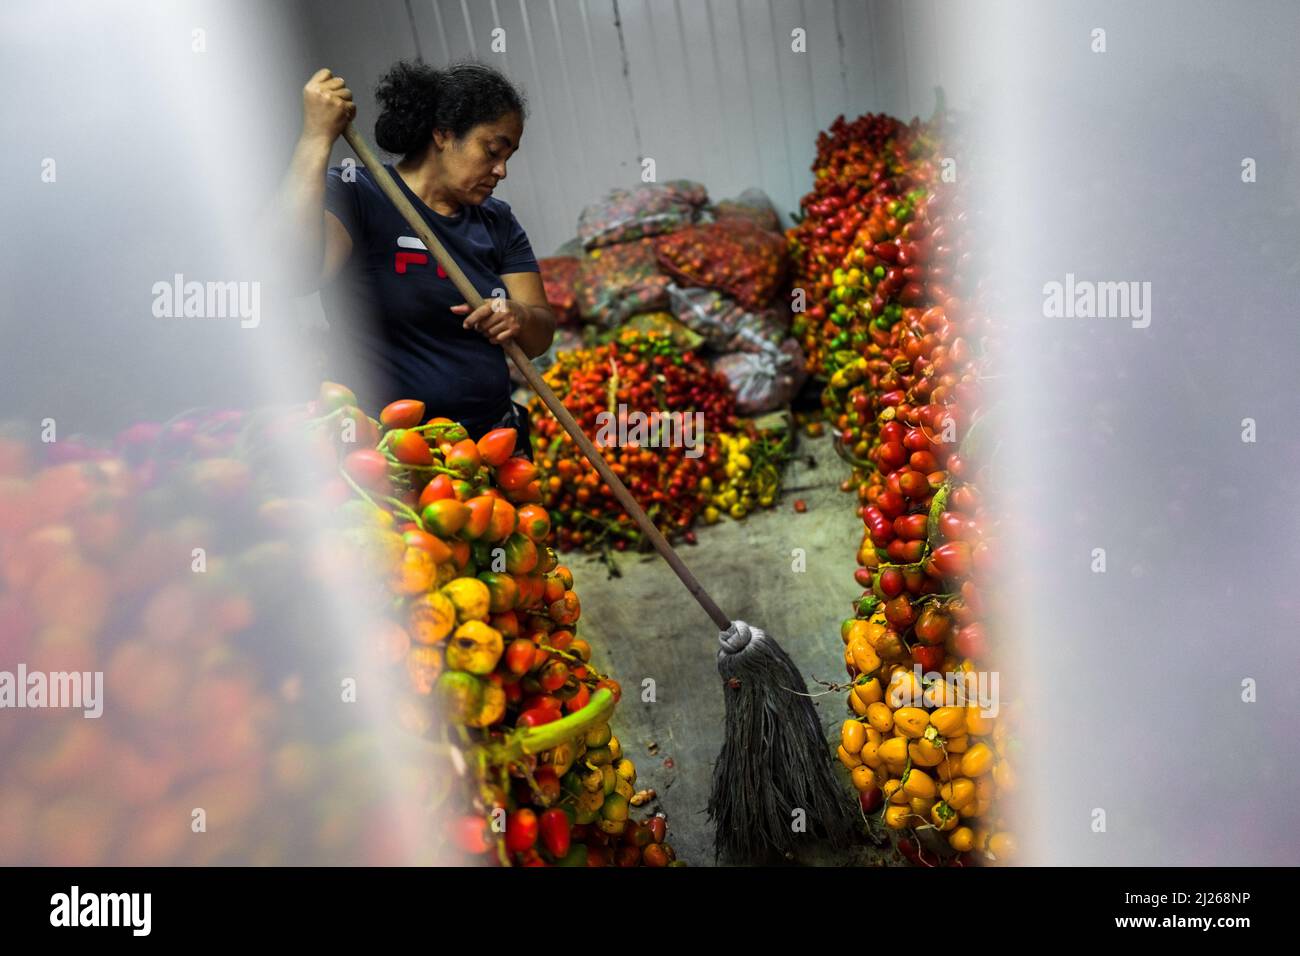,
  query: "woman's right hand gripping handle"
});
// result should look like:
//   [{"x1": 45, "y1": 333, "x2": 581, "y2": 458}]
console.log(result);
[{"x1": 301, "y1": 67, "x2": 356, "y2": 144}]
